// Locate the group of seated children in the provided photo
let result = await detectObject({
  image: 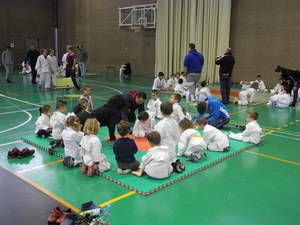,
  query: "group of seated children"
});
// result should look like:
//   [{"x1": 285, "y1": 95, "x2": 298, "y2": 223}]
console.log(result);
[{"x1": 34, "y1": 85, "x2": 262, "y2": 179}]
